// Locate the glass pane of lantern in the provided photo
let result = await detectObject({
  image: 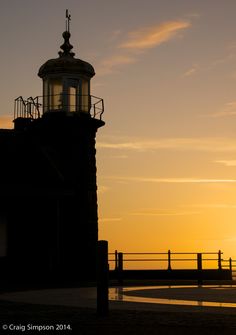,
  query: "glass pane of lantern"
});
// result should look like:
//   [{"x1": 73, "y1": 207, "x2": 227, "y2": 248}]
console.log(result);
[
  {"x1": 69, "y1": 86, "x2": 76, "y2": 112},
  {"x1": 49, "y1": 79, "x2": 62, "y2": 110},
  {"x1": 43, "y1": 79, "x2": 49, "y2": 113},
  {"x1": 82, "y1": 80, "x2": 89, "y2": 112}
]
